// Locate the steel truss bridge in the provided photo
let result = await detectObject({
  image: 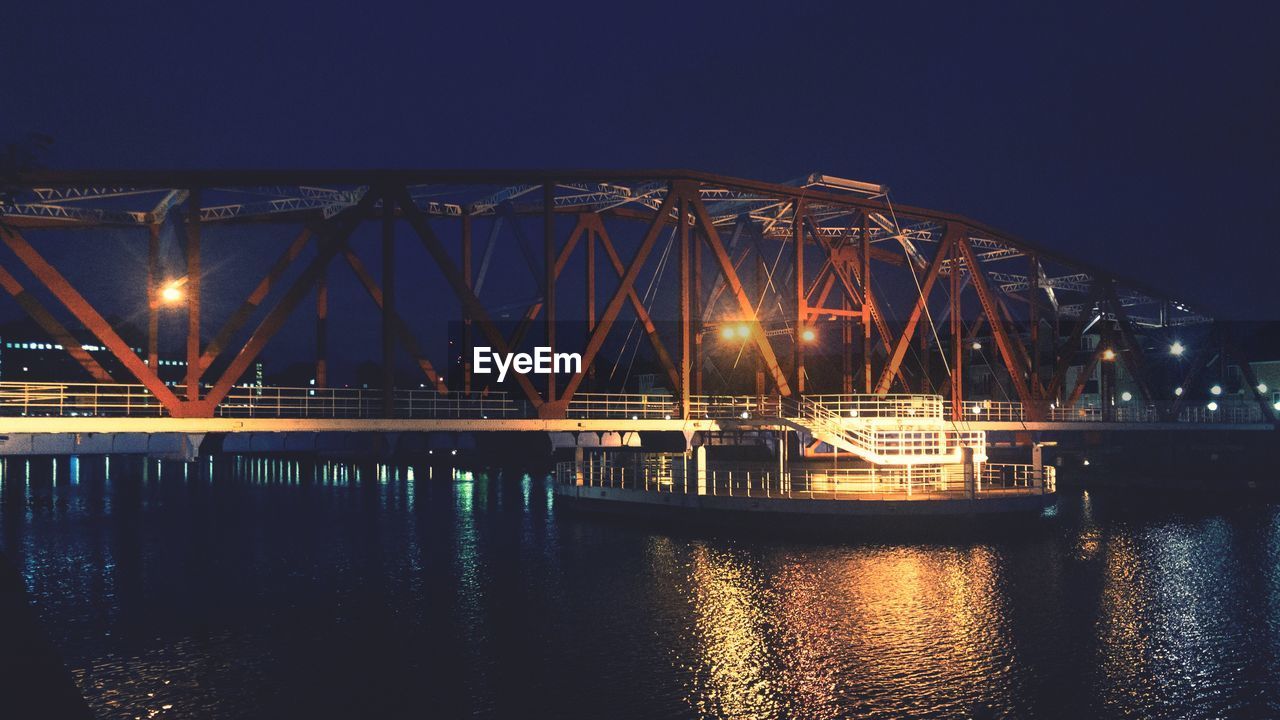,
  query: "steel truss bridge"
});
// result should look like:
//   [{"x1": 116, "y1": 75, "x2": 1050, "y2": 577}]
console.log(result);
[{"x1": 0, "y1": 169, "x2": 1272, "y2": 431}]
